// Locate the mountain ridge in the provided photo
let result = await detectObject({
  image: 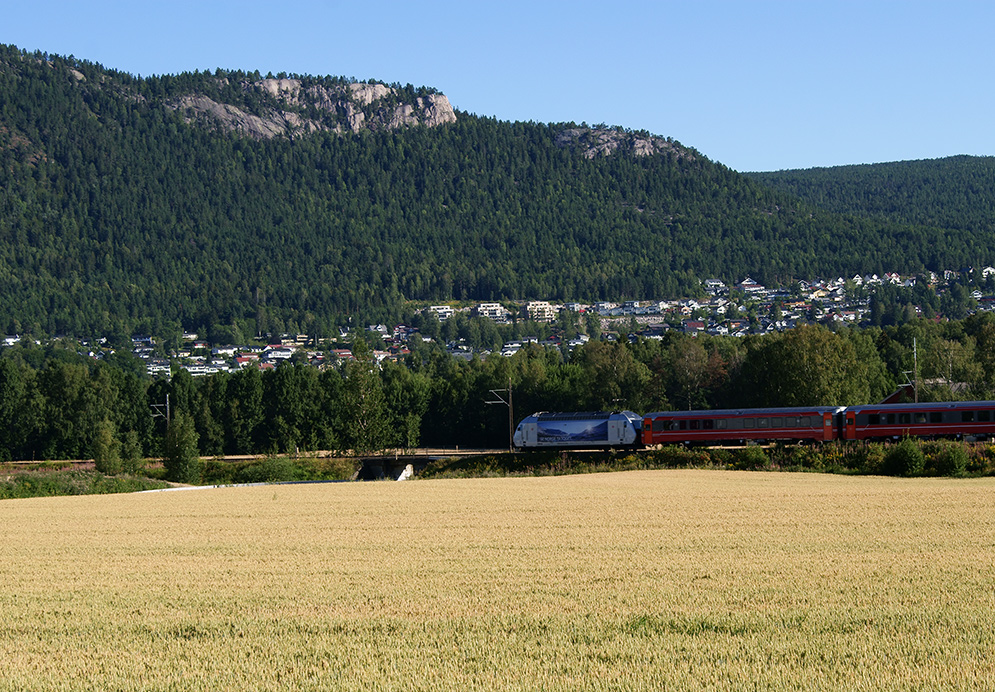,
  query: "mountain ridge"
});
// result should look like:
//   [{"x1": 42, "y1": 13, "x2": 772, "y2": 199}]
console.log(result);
[{"x1": 1, "y1": 43, "x2": 992, "y2": 338}]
